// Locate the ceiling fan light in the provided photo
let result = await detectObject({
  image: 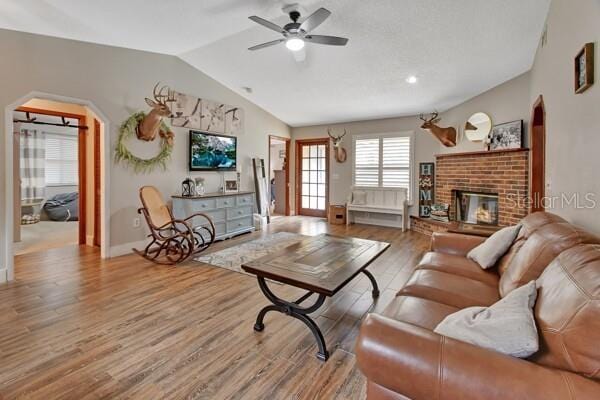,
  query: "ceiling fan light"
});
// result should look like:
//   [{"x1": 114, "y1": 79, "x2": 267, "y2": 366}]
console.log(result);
[{"x1": 286, "y1": 38, "x2": 305, "y2": 51}]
